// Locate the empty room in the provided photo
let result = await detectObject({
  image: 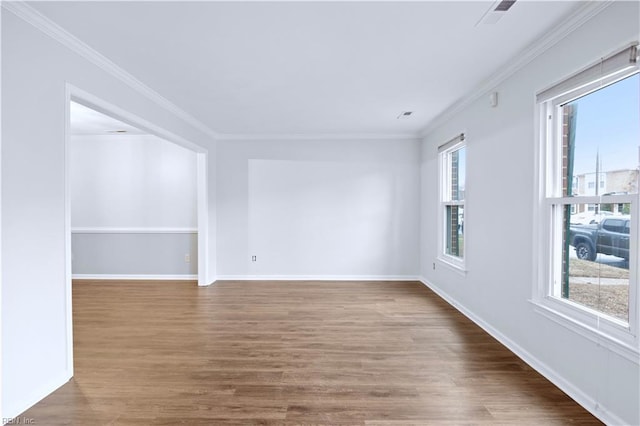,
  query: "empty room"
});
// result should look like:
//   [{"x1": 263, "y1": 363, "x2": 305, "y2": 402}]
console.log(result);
[{"x1": 1, "y1": 1, "x2": 638, "y2": 425}]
